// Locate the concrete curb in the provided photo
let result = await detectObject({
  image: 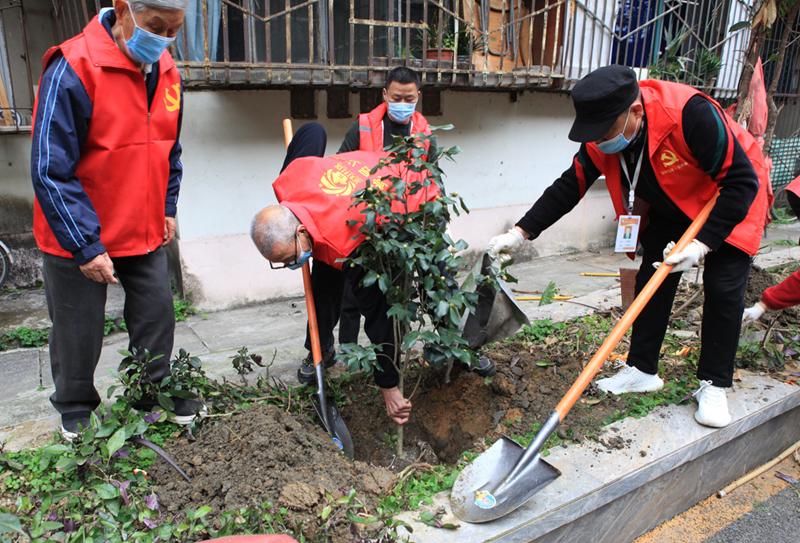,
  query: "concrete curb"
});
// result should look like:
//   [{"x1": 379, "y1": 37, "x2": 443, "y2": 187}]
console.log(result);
[{"x1": 399, "y1": 375, "x2": 800, "y2": 542}]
